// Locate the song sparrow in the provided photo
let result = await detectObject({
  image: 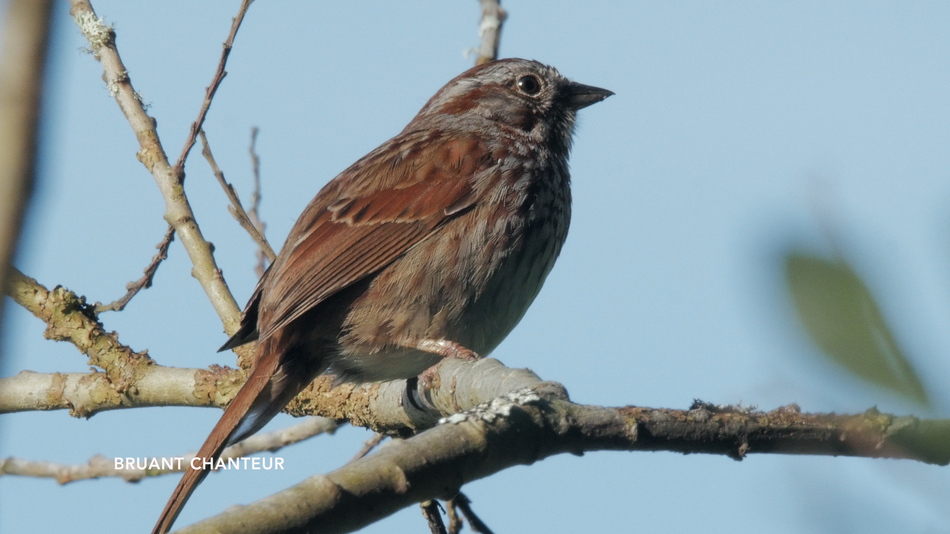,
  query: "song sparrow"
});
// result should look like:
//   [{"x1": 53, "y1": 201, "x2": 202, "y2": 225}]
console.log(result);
[{"x1": 153, "y1": 58, "x2": 611, "y2": 533}]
